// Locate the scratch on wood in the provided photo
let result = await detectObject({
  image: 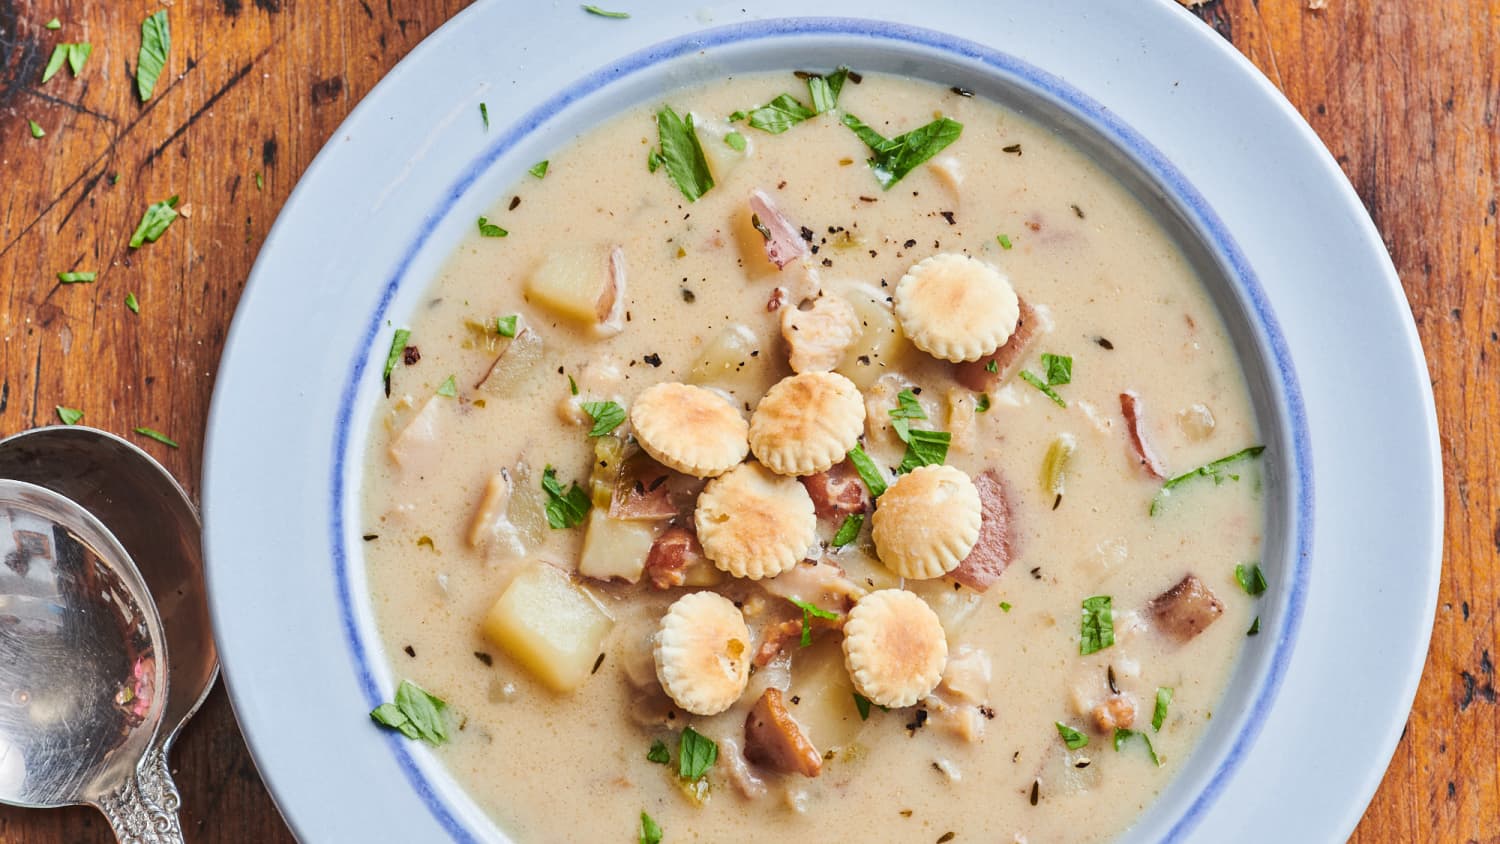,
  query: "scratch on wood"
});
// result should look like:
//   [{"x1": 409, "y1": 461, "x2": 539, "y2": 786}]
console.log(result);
[{"x1": 141, "y1": 53, "x2": 267, "y2": 169}]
